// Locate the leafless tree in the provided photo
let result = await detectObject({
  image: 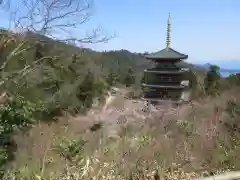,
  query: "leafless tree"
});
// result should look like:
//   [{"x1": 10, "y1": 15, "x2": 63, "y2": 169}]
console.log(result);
[
  {"x1": 0, "y1": 0, "x2": 8, "y2": 6},
  {"x1": 7, "y1": 0, "x2": 112, "y2": 44},
  {"x1": 0, "y1": 0, "x2": 113, "y2": 87},
  {"x1": 0, "y1": 0, "x2": 10, "y2": 11}
]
